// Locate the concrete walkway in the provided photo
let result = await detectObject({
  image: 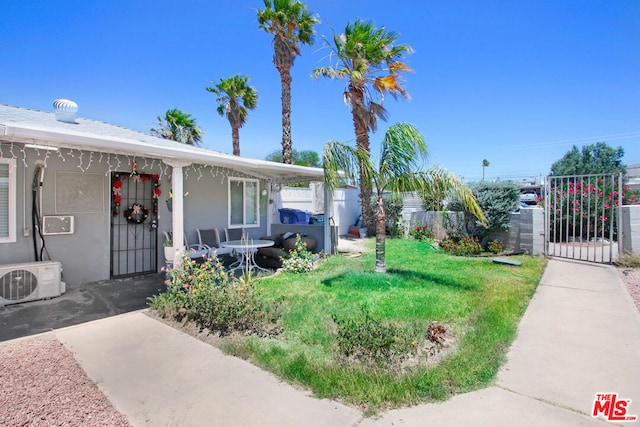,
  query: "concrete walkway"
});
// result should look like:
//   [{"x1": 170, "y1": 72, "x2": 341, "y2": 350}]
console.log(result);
[{"x1": 50, "y1": 259, "x2": 640, "y2": 426}]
